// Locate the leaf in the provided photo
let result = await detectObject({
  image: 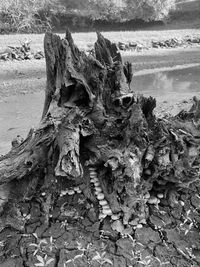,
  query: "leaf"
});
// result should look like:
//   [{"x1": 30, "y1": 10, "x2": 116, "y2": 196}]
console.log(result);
[
  {"x1": 29, "y1": 243, "x2": 38, "y2": 247},
  {"x1": 33, "y1": 250, "x2": 39, "y2": 256},
  {"x1": 105, "y1": 259, "x2": 113, "y2": 265},
  {"x1": 74, "y1": 254, "x2": 83, "y2": 260},
  {"x1": 40, "y1": 239, "x2": 48, "y2": 244},
  {"x1": 33, "y1": 233, "x2": 38, "y2": 239},
  {"x1": 36, "y1": 255, "x2": 44, "y2": 264},
  {"x1": 46, "y1": 258, "x2": 54, "y2": 265}
]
